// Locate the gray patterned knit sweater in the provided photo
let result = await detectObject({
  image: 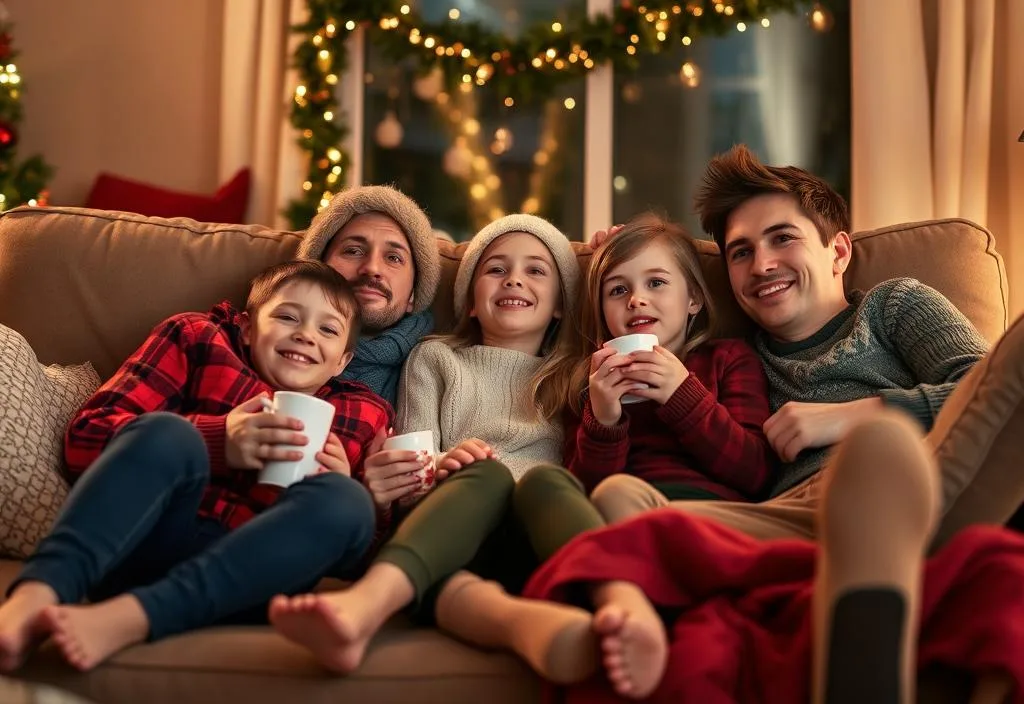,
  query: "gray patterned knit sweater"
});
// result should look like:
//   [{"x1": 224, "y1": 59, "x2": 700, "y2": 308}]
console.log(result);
[
  {"x1": 758, "y1": 278, "x2": 989, "y2": 496},
  {"x1": 395, "y1": 339, "x2": 562, "y2": 481}
]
